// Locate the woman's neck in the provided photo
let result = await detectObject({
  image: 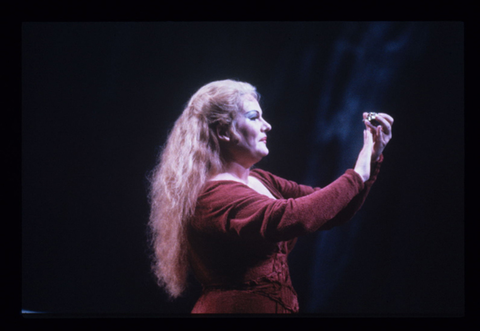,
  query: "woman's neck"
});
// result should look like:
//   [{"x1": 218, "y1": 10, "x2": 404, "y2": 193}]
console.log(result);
[{"x1": 211, "y1": 161, "x2": 251, "y2": 184}]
